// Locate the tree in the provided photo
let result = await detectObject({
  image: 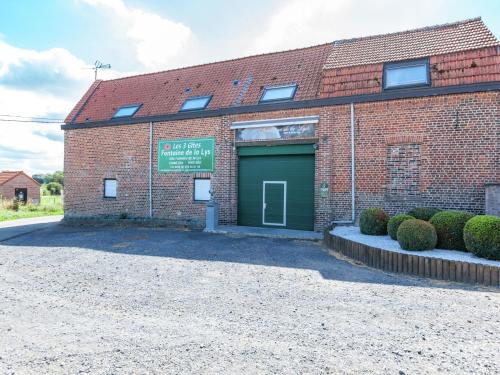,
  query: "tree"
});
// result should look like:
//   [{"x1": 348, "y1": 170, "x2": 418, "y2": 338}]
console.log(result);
[
  {"x1": 32, "y1": 171, "x2": 64, "y2": 186},
  {"x1": 32, "y1": 174, "x2": 45, "y2": 184},
  {"x1": 50, "y1": 171, "x2": 64, "y2": 186},
  {"x1": 46, "y1": 182, "x2": 63, "y2": 195}
]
